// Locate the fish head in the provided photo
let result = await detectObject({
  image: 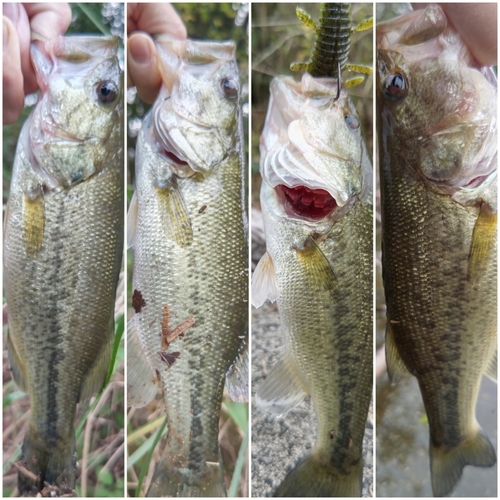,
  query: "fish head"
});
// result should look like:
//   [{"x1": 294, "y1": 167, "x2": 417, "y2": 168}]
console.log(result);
[
  {"x1": 152, "y1": 37, "x2": 240, "y2": 177},
  {"x1": 260, "y1": 73, "x2": 371, "y2": 230},
  {"x1": 29, "y1": 36, "x2": 123, "y2": 190},
  {"x1": 377, "y1": 5, "x2": 497, "y2": 206}
]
